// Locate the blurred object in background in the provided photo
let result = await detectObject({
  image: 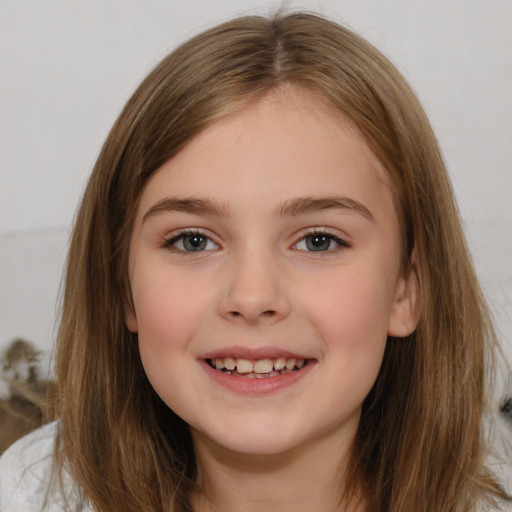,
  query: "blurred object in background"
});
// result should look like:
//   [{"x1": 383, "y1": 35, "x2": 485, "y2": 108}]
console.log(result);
[{"x1": 0, "y1": 338, "x2": 56, "y2": 454}]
